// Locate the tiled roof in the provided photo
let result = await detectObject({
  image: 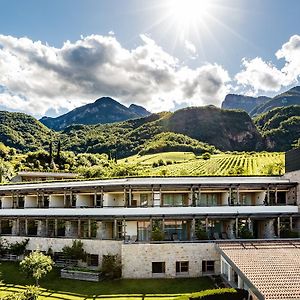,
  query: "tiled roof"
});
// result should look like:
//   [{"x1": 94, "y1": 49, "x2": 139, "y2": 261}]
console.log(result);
[{"x1": 218, "y1": 241, "x2": 300, "y2": 300}]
